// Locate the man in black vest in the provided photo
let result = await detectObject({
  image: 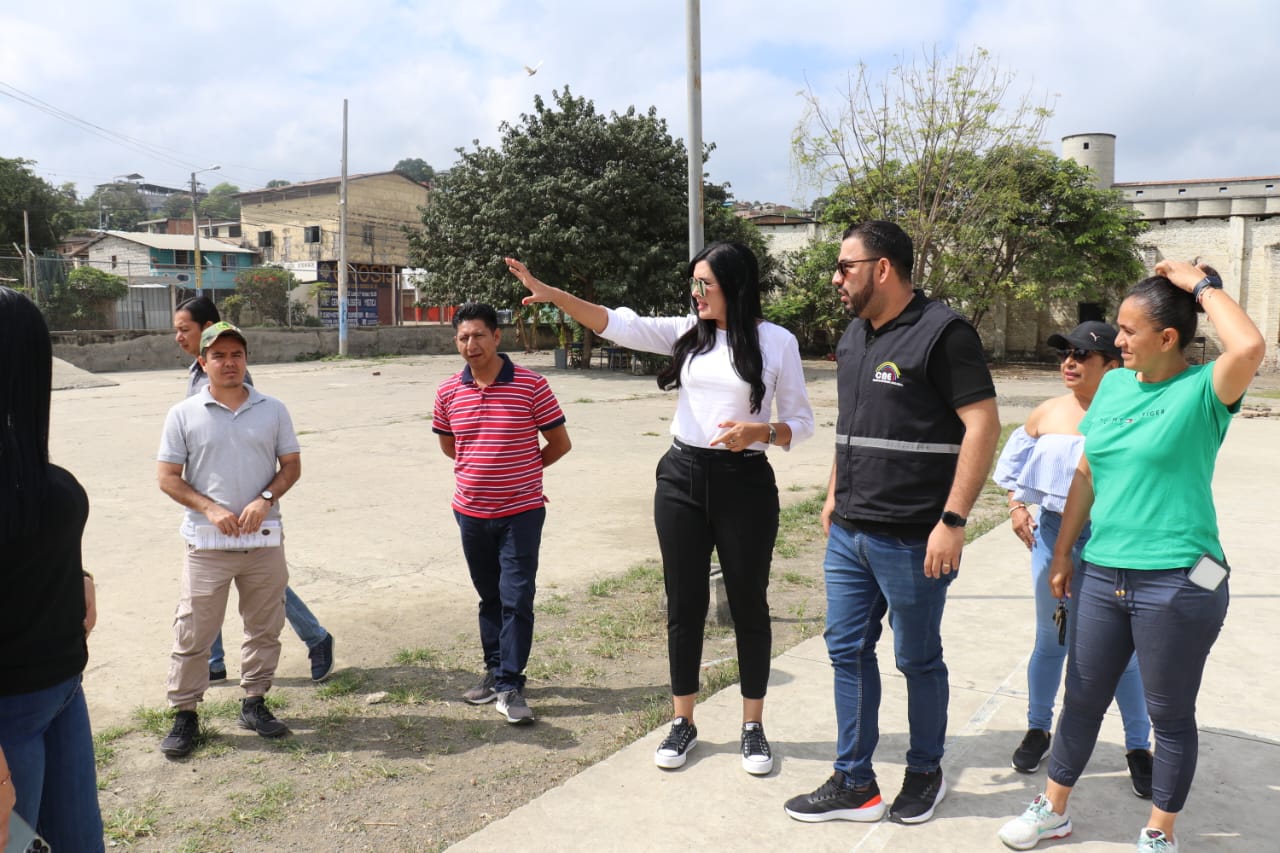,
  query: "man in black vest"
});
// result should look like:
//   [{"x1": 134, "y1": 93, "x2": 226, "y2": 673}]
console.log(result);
[{"x1": 785, "y1": 220, "x2": 999, "y2": 826}]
